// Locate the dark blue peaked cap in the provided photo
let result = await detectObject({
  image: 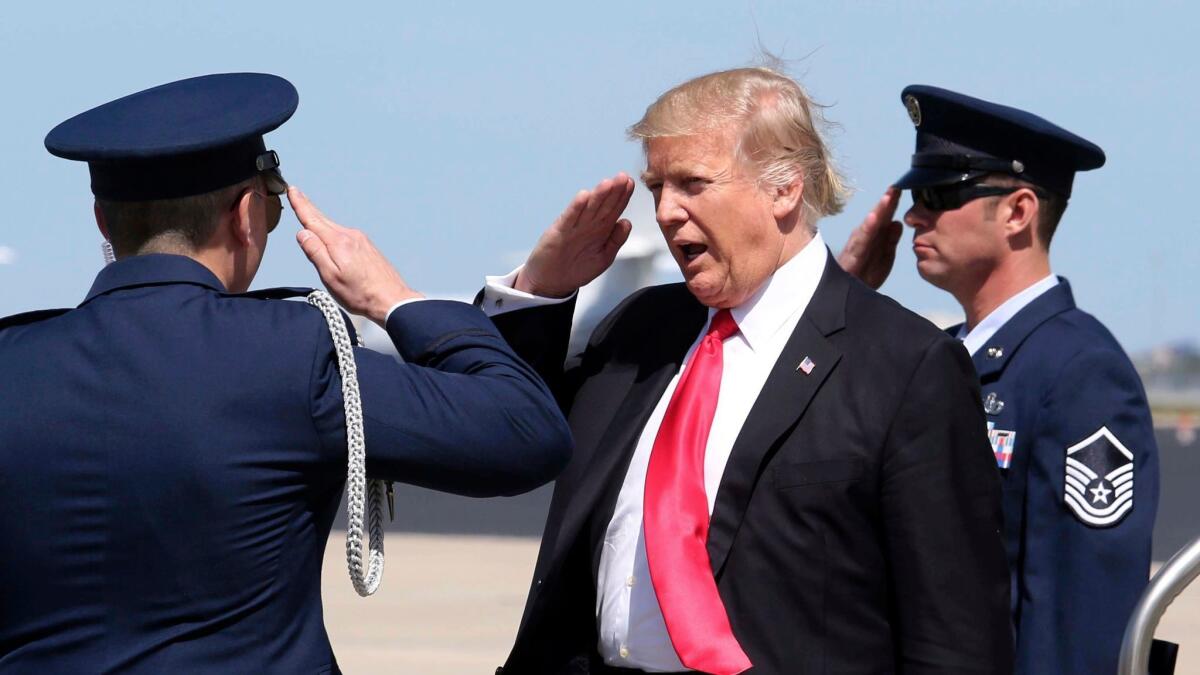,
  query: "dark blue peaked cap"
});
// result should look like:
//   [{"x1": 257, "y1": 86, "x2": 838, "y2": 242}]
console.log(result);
[
  {"x1": 45, "y1": 73, "x2": 298, "y2": 201},
  {"x1": 894, "y1": 85, "x2": 1105, "y2": 198}
]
